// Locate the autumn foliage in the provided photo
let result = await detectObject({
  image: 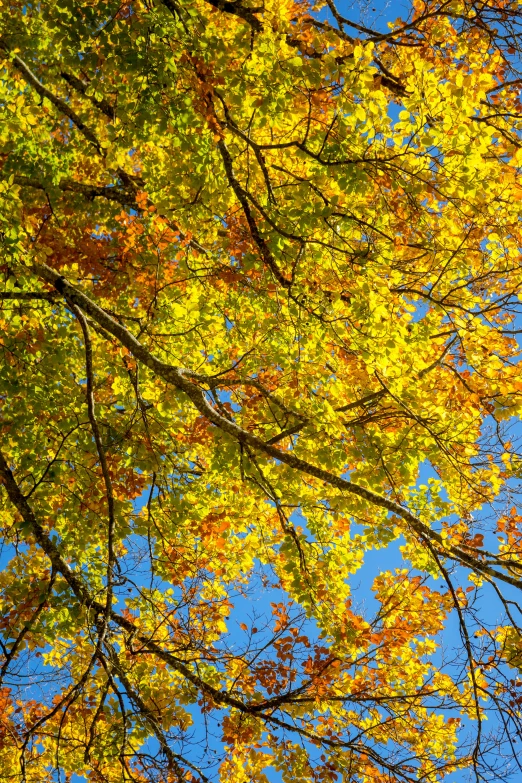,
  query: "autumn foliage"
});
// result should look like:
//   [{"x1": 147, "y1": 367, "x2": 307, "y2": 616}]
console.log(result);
[{"x1": 2, "y1": 0, "x2": 522, "y2": 781}]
